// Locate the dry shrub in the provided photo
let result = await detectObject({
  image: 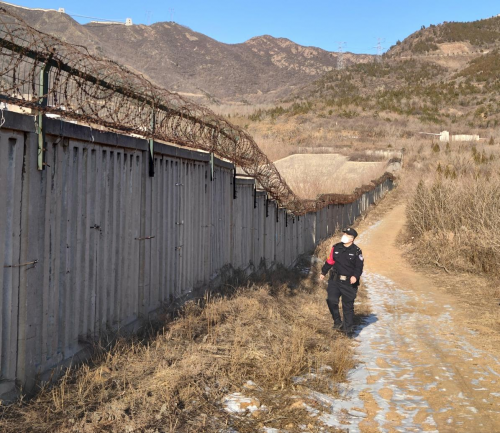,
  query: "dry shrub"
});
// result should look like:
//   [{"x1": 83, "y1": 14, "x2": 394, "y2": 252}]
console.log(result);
[
  {"x1": 406, "y1": 176, "x2": 500, "y2": 275},
  {"x1": 0, "y1": 266, "x2": 354, "y2": 433}
]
